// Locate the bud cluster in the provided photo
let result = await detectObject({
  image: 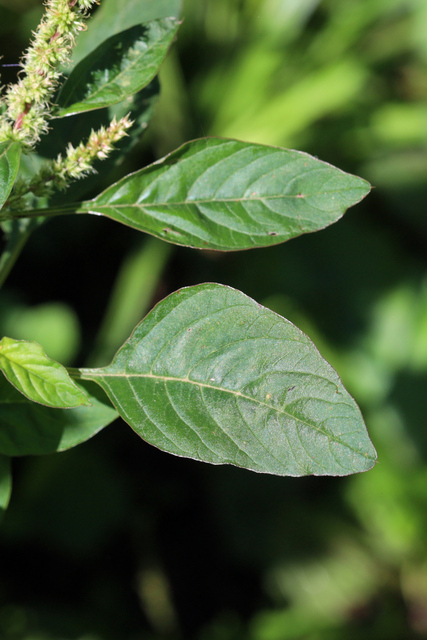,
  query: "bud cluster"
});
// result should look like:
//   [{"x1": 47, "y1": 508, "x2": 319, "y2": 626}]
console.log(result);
[
  {"x1": 53, "y1": 115, "x2": 134, "y2": 183},
  {"x1": 0, "y1": 0, "x2": 98, "y2": 147},
  {"x1": 8, "y1": 115, "x2": 133, "y2": 208},
  {"x1": 0, "y1": 0, "x2": 137, "y2": 210}
]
